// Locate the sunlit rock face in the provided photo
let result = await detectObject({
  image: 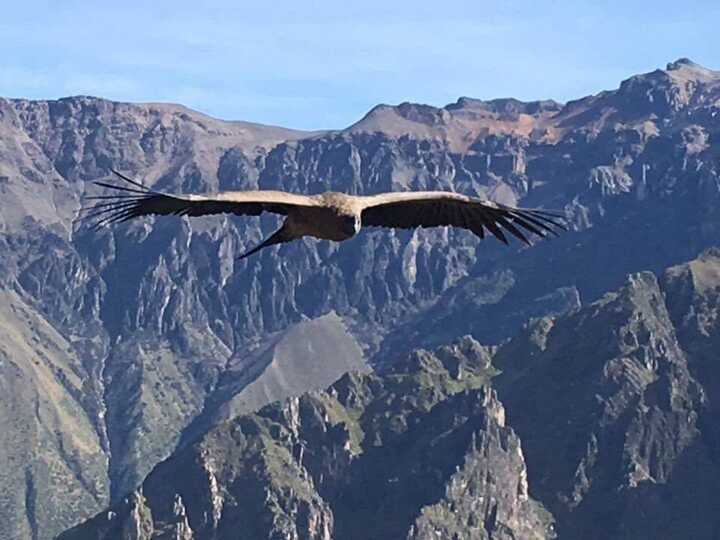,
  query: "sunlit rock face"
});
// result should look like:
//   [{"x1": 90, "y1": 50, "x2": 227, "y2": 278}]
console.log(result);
[
  {"x1": 1, "y1": 59, "x2": 720, "y2": 538},
  {"x1": 61, "y1": 338, "x2": 557, "y2": 540}
]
